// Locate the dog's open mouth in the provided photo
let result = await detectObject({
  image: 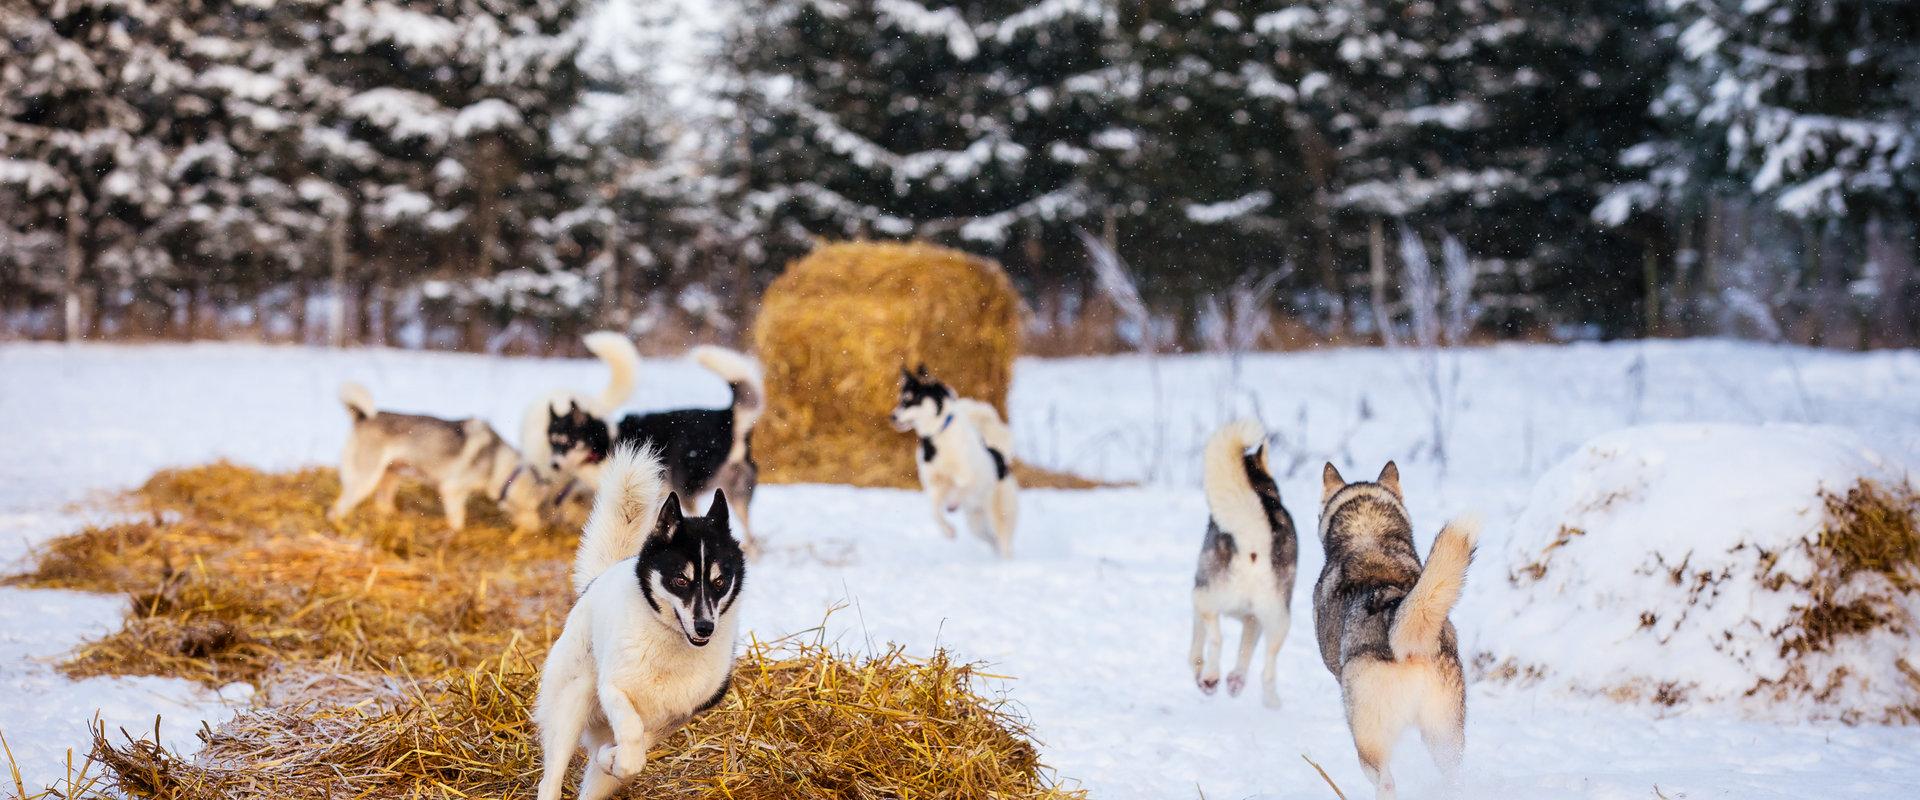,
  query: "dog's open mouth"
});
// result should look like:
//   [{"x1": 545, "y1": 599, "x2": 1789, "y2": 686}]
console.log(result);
[
  {"x1": 684, "y1": 632, "x2": 711, "y2": 647},
  {"x1": 888, "y1": 416, "x2": 912, "y2": 432}
]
